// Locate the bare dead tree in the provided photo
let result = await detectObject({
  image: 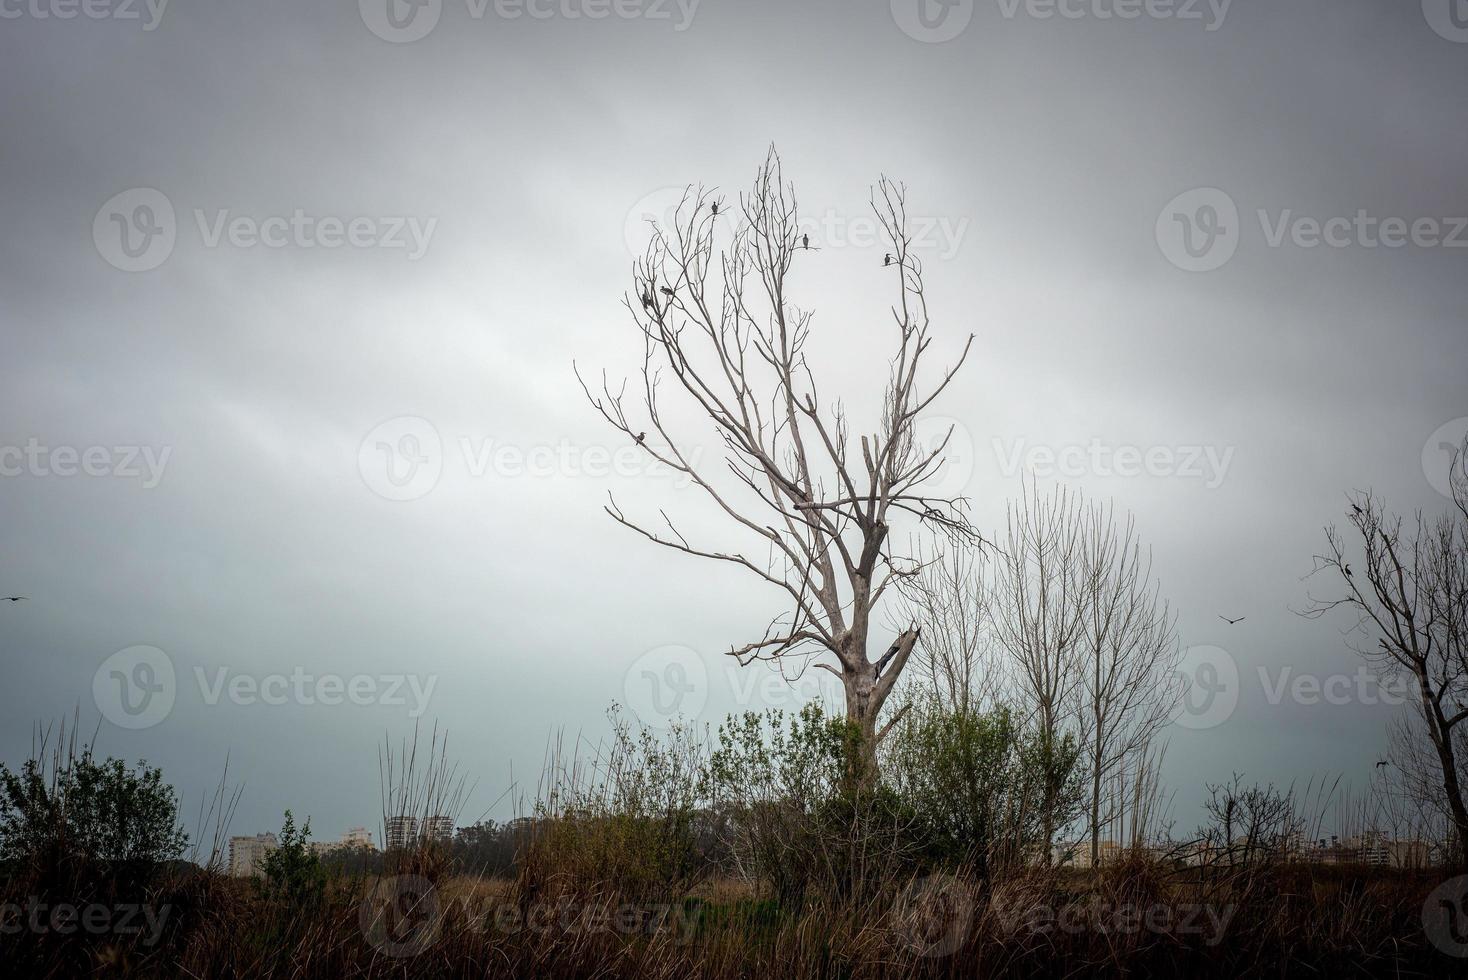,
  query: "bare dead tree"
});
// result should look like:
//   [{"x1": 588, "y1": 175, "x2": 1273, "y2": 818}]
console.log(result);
[
  {"x1": 1076, "y1": 499, "x2": 1183, "y2": 867},
  {"x1": 1305, "y1": 435, "x2": 1468, "y2": 865},
  {"x1": 990, "y1": 482, "x2": 1089, "y2": 860},
  {"x1": 577, "y1": 148, "x2": 976, "y2": 783}
]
